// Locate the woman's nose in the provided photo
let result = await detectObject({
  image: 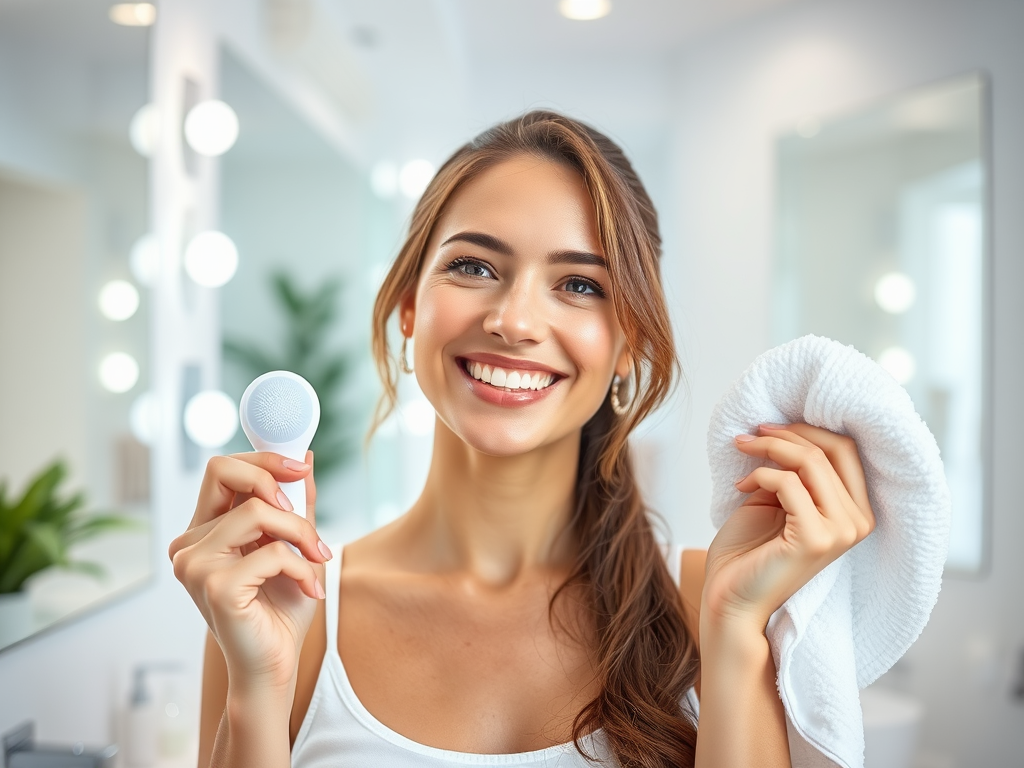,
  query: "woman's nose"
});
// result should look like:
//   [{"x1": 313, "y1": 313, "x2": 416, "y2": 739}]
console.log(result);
[{"x1": 481, "y1": 280, "x2": 548, "y2": 346}]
